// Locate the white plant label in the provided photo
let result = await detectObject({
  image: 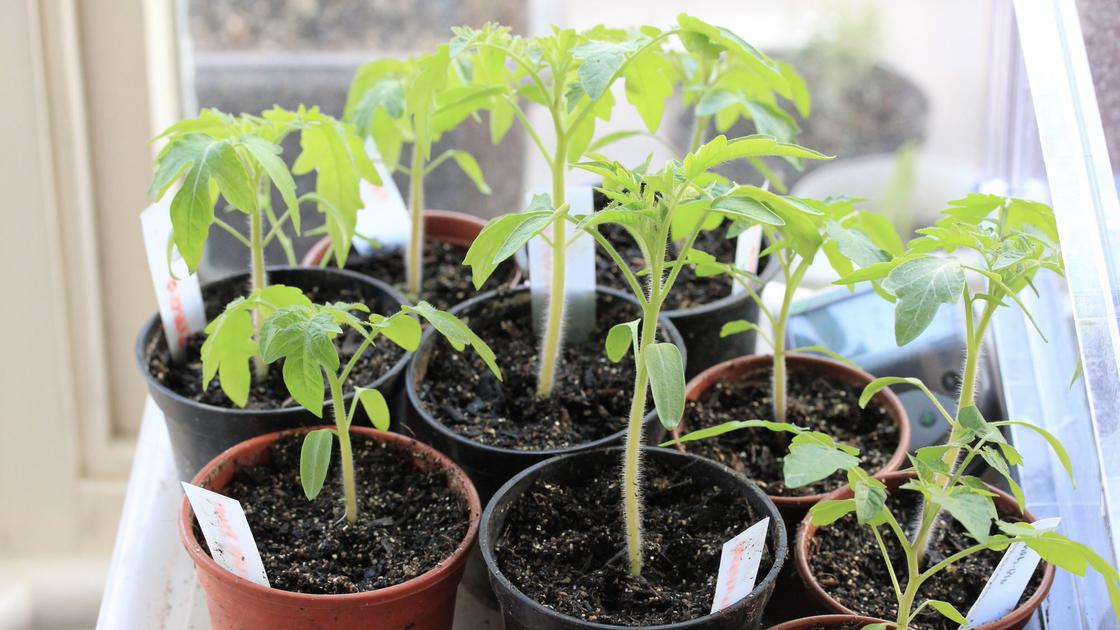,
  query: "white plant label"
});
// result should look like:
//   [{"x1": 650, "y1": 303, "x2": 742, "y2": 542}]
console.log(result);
[
  {"x1": 962, "y1": 517, "x2": 1061, "y2": 628},
  {"x1": 352, "y1": 138, "x2": 410, "y2": 257},
  {"x1": 528, "y1": 184, "x2": 597, "y2": 343},
  {"x1": 140, "y1": 201, "x2": 206, "y2": 360},
  {"x1": 730, "y1": 225, "x2": 763, "y2": 295},
  {"x1": 182, "y1": 482, "x2": 270, "y2": 587},
  {"x1": 711, "y1": 517, "x2": 770, "y2": 614}
]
